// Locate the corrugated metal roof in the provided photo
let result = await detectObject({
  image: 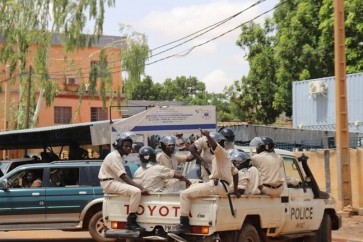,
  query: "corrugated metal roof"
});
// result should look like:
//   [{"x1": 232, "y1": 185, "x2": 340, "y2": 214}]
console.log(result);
[
  {"x1": 0, "y1": 119, "x2": 117, "y2": 135},
  {"x1": 0, "y1": 119, "x2": 121, "y2": 150}
]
